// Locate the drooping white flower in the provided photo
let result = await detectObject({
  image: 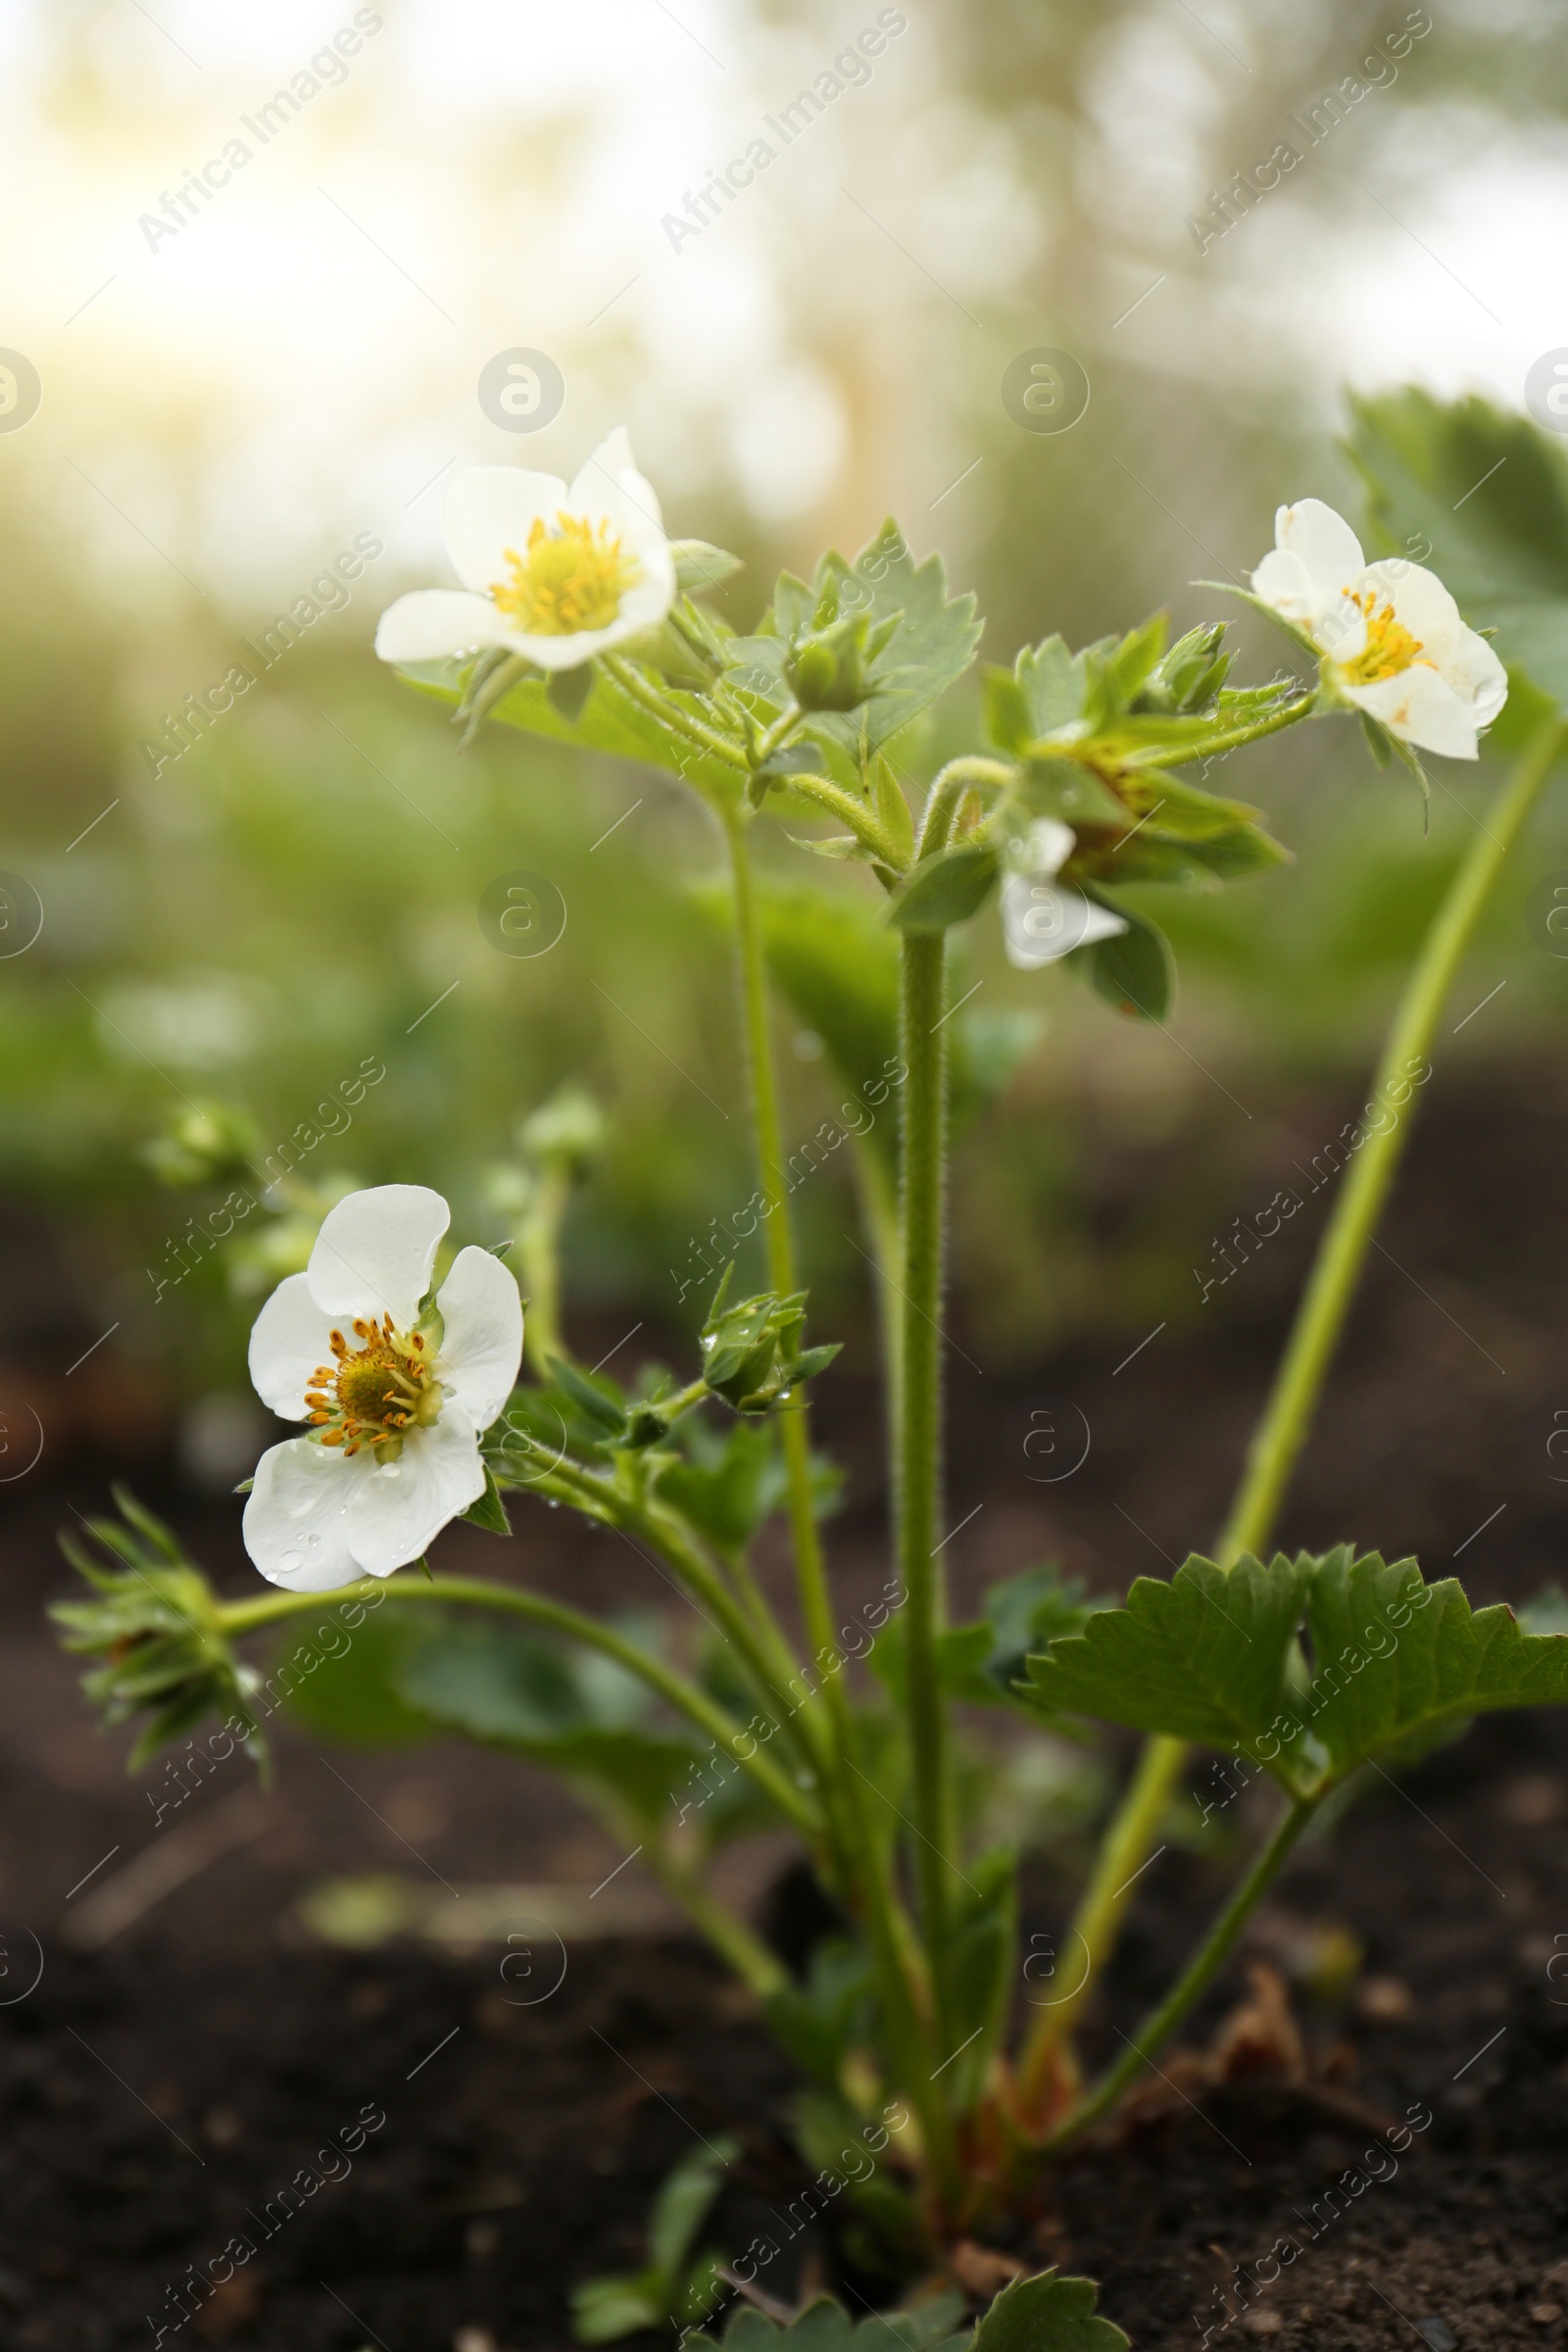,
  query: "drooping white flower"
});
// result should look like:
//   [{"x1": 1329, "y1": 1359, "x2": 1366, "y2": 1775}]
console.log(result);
[
  {"x1": 1000, "y1": 818, "x2": 1128, "y2": 969},
  {"x1": 1250, "y1": 499, "x2": 1506, "y2": 759},
  {"x1": 374, "y1": 427, "x2": 676, "y2": 674},
  {"x1": 243, "y1": 1185, "x2": 523, "y2": 1592}
]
